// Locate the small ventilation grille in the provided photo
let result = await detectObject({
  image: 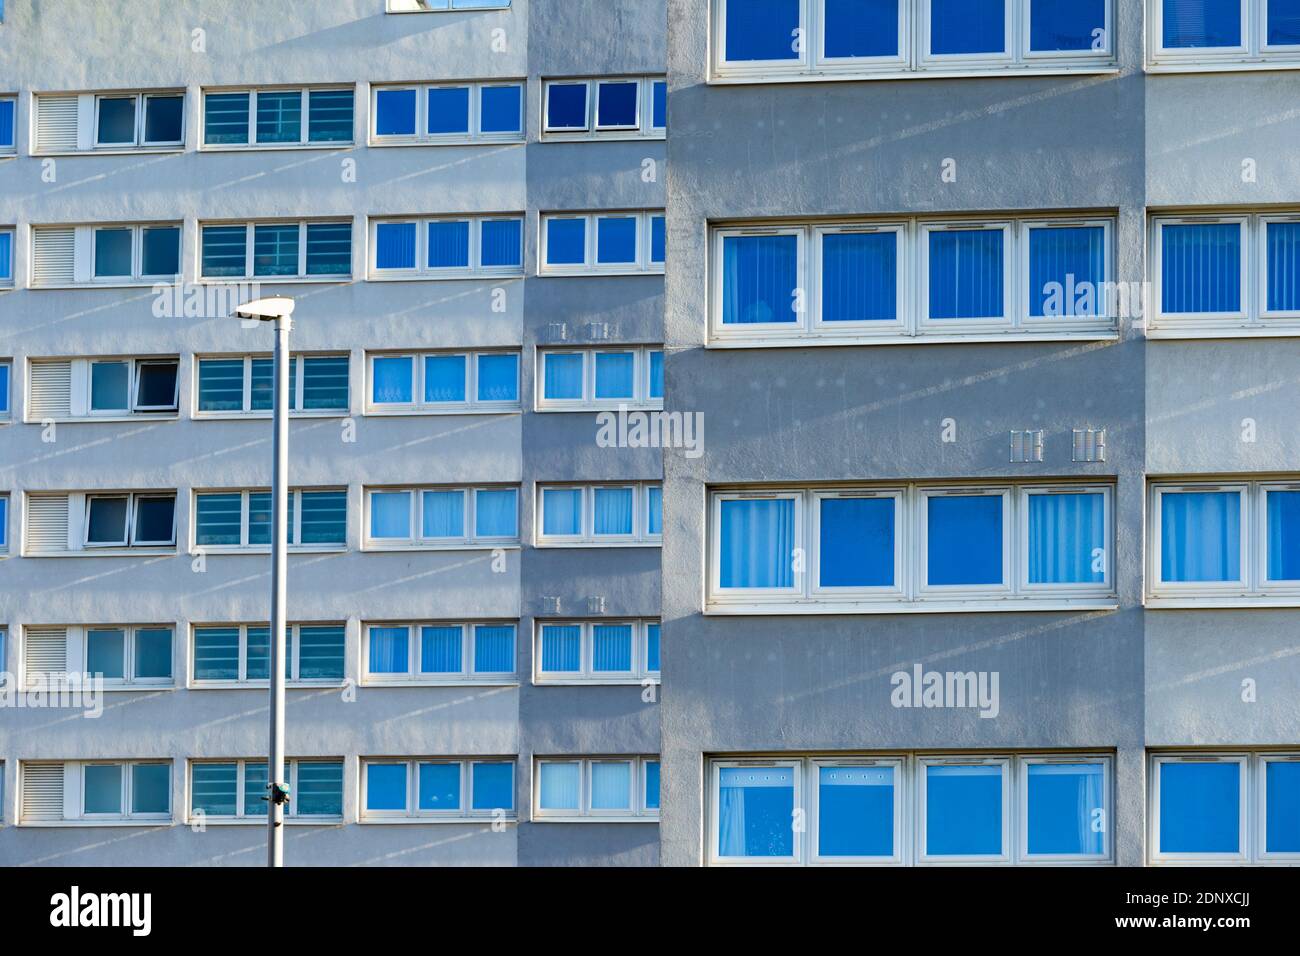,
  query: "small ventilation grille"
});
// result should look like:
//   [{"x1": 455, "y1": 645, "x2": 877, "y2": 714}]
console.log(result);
[
  {"x1": 21, "y1": 763, "x2": 66, "y2": 822},
  {"x1": 24, "y1": 627, "x2": 68, "y2": 685},
  {"x1": 1010, "y1": 430, "x2": 1044, "y2": 463},
  {"x1": 1073, "y1": 428, "x2": 1106, "y2": 462}
]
